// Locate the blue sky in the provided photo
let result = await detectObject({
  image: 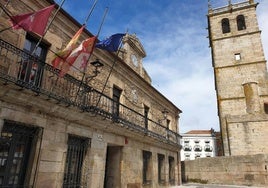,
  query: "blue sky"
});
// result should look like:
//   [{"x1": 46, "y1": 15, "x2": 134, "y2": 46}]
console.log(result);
[{"x1": 55, "y1": 0, "x2": 268, "y2": 133}]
